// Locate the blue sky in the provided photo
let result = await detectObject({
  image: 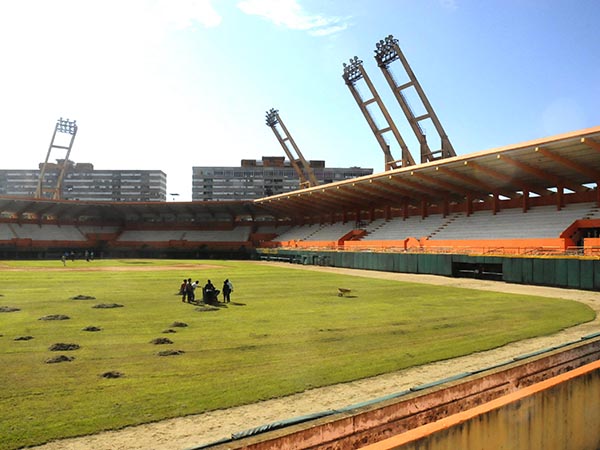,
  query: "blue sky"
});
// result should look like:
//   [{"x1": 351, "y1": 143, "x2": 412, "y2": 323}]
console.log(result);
[{"x1": 0, "y1": 0, "x2": 598, "y2": 200}]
